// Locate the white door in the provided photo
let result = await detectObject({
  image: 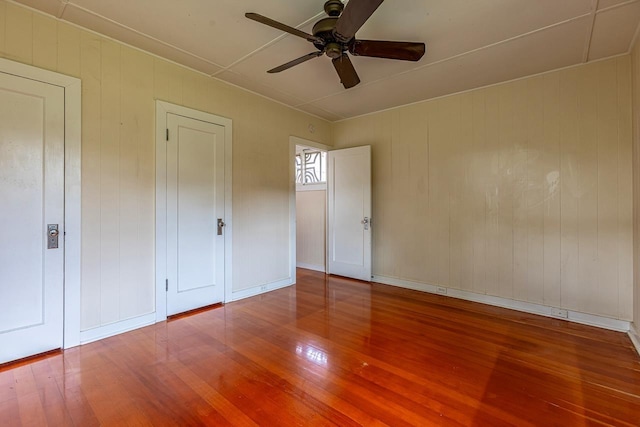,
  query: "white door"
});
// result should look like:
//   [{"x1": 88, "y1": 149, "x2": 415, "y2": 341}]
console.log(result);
[
  {"x1": 166, "y1": 113, "x2": 225, "y2": 315},
  {"x1": 0, "y1": 72, "x2": 65, "y2": 364},
  {"x1": 327, "y1": 145, "x2": 372, "y2": 281}
]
